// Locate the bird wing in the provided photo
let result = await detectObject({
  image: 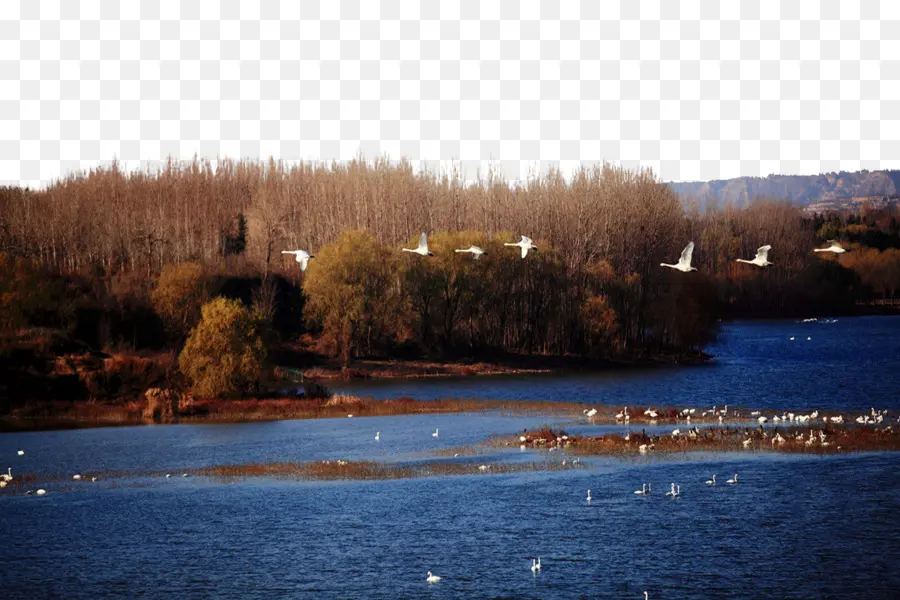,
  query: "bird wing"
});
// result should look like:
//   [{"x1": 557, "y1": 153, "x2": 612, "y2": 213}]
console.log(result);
[
  {"x1": 521, "y1": 245, "x2": 529, "y2": 259},
  {"x1": 419, "y1": 232, "x2": 427, "y2": 249},
  {"x1": 299, "y1": 257, "x2": 309, "y2": 271},
  {"x1": 756, "y1": 245, "x2": 771, "y2": 261},
  {"x1": 679, "y1": 242, "x2": 695, "y2": 266}
]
